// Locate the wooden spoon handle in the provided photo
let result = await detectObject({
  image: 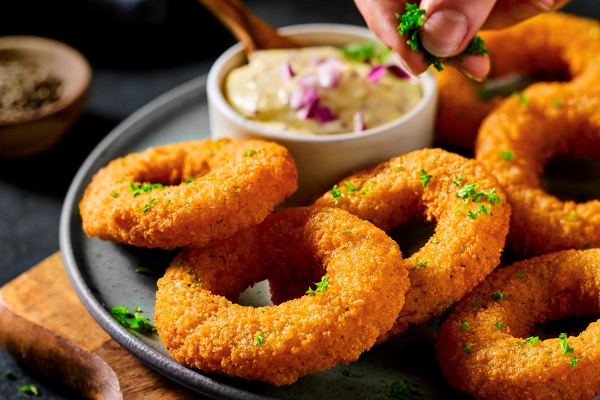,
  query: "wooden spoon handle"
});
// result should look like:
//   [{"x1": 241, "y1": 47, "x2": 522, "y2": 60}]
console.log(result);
[{"x1": 197, "y1": 0, "x2": 304, "y2": 54}]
